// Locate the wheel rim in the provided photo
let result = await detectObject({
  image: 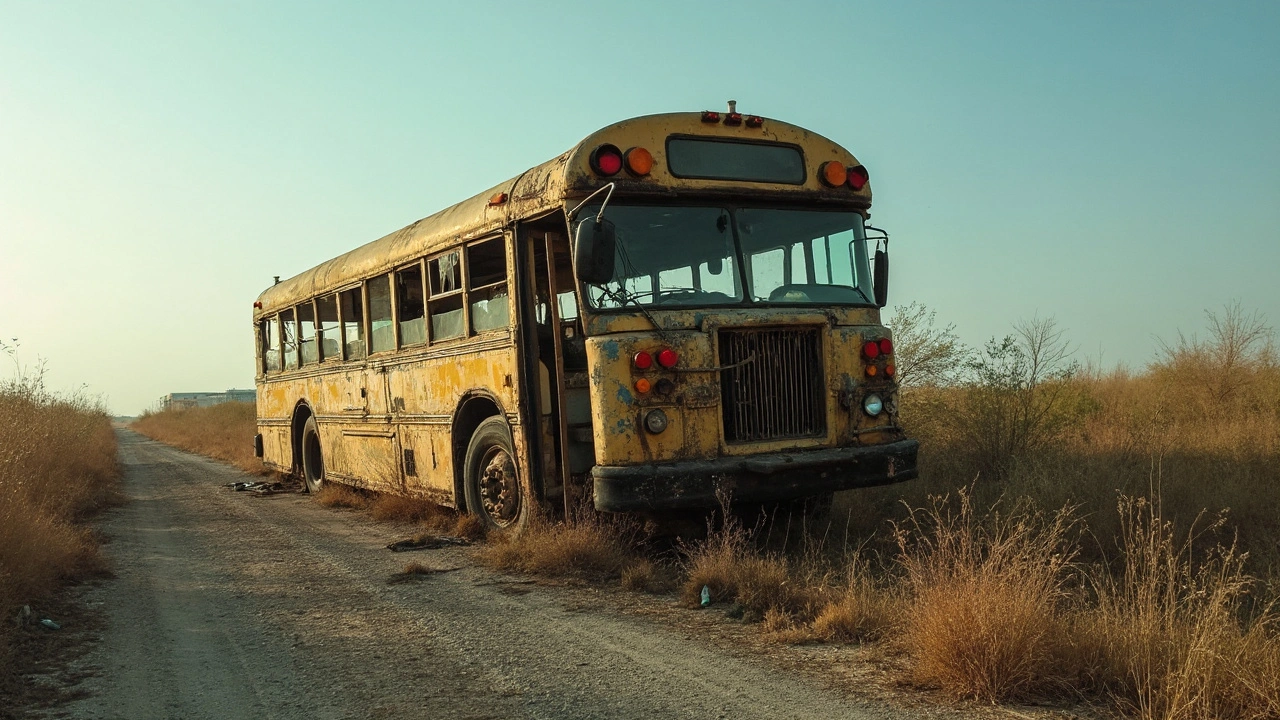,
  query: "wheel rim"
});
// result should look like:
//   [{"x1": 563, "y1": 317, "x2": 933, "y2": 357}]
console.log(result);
[
  {"x1": 478, "y1": 446, "x2": 519, "y2": 527},
  {"x1": 304, "y1": 432, "x2": 323, "y2": 489}
]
